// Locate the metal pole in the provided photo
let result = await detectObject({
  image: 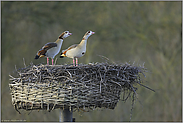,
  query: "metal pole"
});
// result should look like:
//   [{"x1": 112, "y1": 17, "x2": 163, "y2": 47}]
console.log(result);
[{"x1": 59, "y1": 107, "x2": 73, "y2": 122}]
